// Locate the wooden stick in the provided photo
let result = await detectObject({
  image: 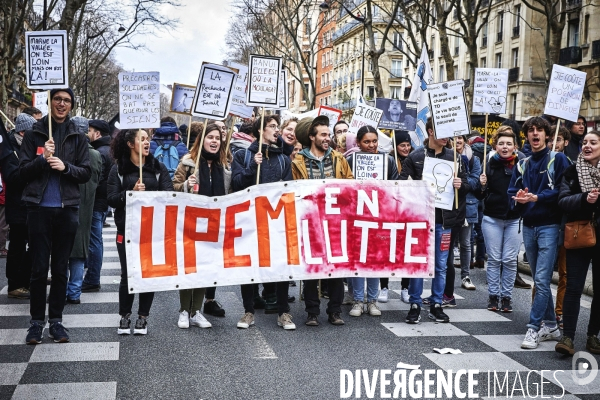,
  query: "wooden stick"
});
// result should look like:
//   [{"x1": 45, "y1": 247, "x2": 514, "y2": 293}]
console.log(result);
[
  {"x1": 483, "y1": 113, "x2": 489, "y2": 172},
  {"x1": 138, "y1": 129, "x2": 143, "y2": 182},
  {"x1": 453, "y1": 140, "x2": 458, "y2": 209},
  {"x1": 0, "y1": 109, "x2": 15, "y2": 128},
  {"x1": 48, "y1": 90, "x2": 52, "y2": 140},
  {"x1": 195, "y1": 118, "x2": 209, "y2": 172},
  {"x1": 186, "y1": 114, "x2": 192, "y2": 149},
  {"x1": 551, "y1": 119, "x2": 562, "y2": 152},
  {"x1": 225, "y1": 116, "x2": 236, "y2": 153},
  {"x1": 256, "y1": 107, "x2": 265, "y2": 185}
]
